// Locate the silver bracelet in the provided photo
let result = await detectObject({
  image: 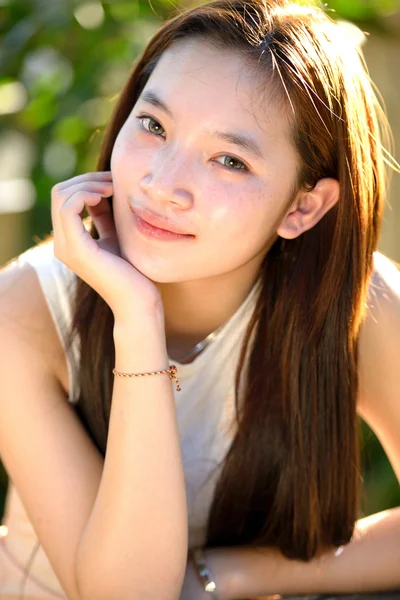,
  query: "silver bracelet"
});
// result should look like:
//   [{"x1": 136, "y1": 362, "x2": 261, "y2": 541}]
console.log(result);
[{"x1": 191, "y1": 547, "x2": 220, "y2": 599}]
